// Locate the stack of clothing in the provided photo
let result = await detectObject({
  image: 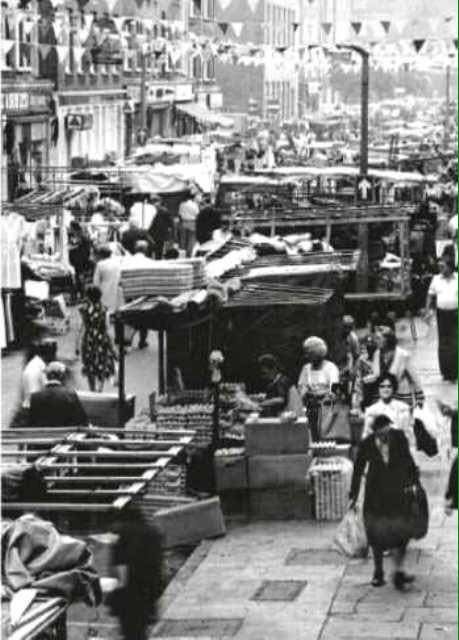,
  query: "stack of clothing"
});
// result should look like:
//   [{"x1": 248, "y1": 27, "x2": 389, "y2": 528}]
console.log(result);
[
  {"x1": 120, "y1": 262, "x2": 194, "y2": 300},
  {"x1": 176, "y1": 258, "x2": 208, "y2": 290}
]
